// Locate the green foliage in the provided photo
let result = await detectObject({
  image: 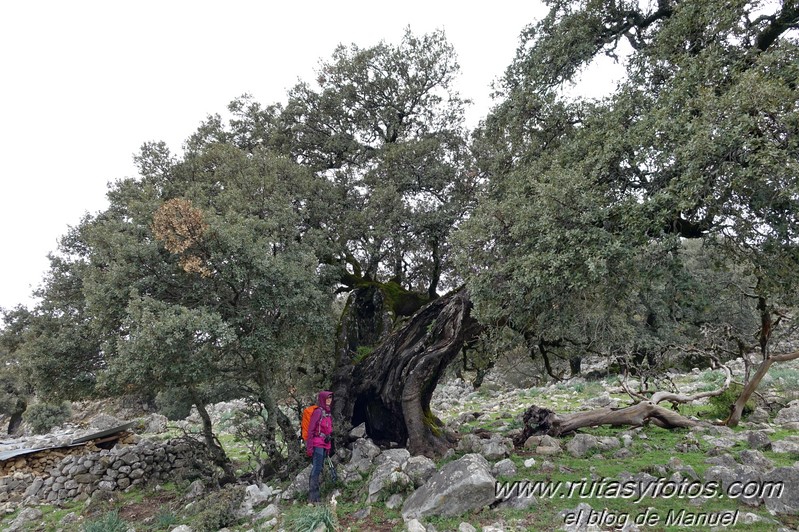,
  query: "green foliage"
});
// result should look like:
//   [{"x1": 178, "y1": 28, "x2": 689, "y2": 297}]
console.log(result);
[
  {"x1": 190, "y1": 485, "x2": 245, "y2": 532},
  {"x1": 83, "y1": 511, "x2": 128, "y2": 532},
  {"x1": 155, "y1": 509, "x2": 178, "y2": 529},
  {"x1": 25, "y1": 401, "x2": 71, "y2": 434},
  {"x1": 763, "y1": 367, "x2": 799, "y2": 399},
  {"x1": 285, "y1": 504, "x2": 339, "y2": 532},
  {"x1": 280, "y1": 28, "x2": 476, "y2": 296},
  {"x1": 154, "y1": 388, "x2": 194, "y2": 421},
  {"x1": 13, "y1": 102, "x2": 337, "y2": 462},
  {"x1": 353, "y1": 346, "x2": 373, "y2": 363},
  {"x1": 0, "y1": 308, "x2": 34, "y2": 420},
  {"x1": 457, "y1": 0, "x2": 799, "y2": 371},
  {"x1": 707, "y1": 384, "x2": 755, "y2": 420}
]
